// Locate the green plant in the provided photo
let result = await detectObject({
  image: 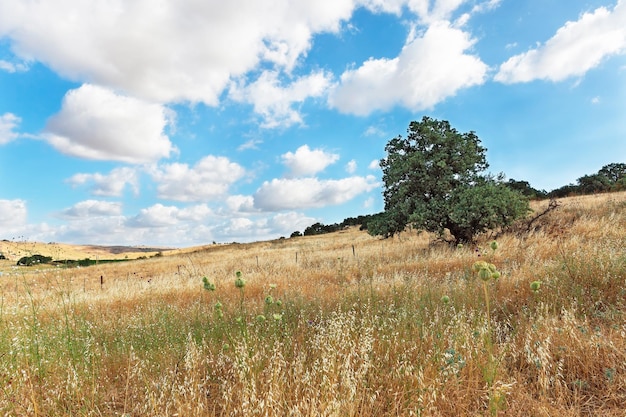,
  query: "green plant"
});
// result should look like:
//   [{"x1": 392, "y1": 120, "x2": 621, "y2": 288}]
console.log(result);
[{"x1": 472, "y1": 241, "x2": 506, "y2": 415}]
